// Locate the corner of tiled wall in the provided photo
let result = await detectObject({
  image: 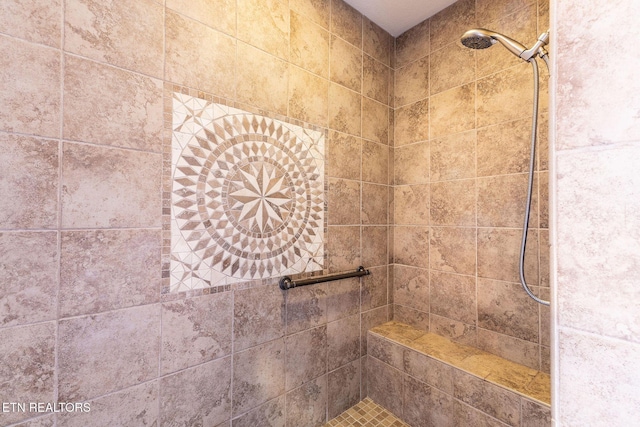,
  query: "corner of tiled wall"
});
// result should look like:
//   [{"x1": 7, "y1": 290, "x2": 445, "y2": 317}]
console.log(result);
[{"x1": 390, "y1": 0, "x2": 552, "y2": 375}]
